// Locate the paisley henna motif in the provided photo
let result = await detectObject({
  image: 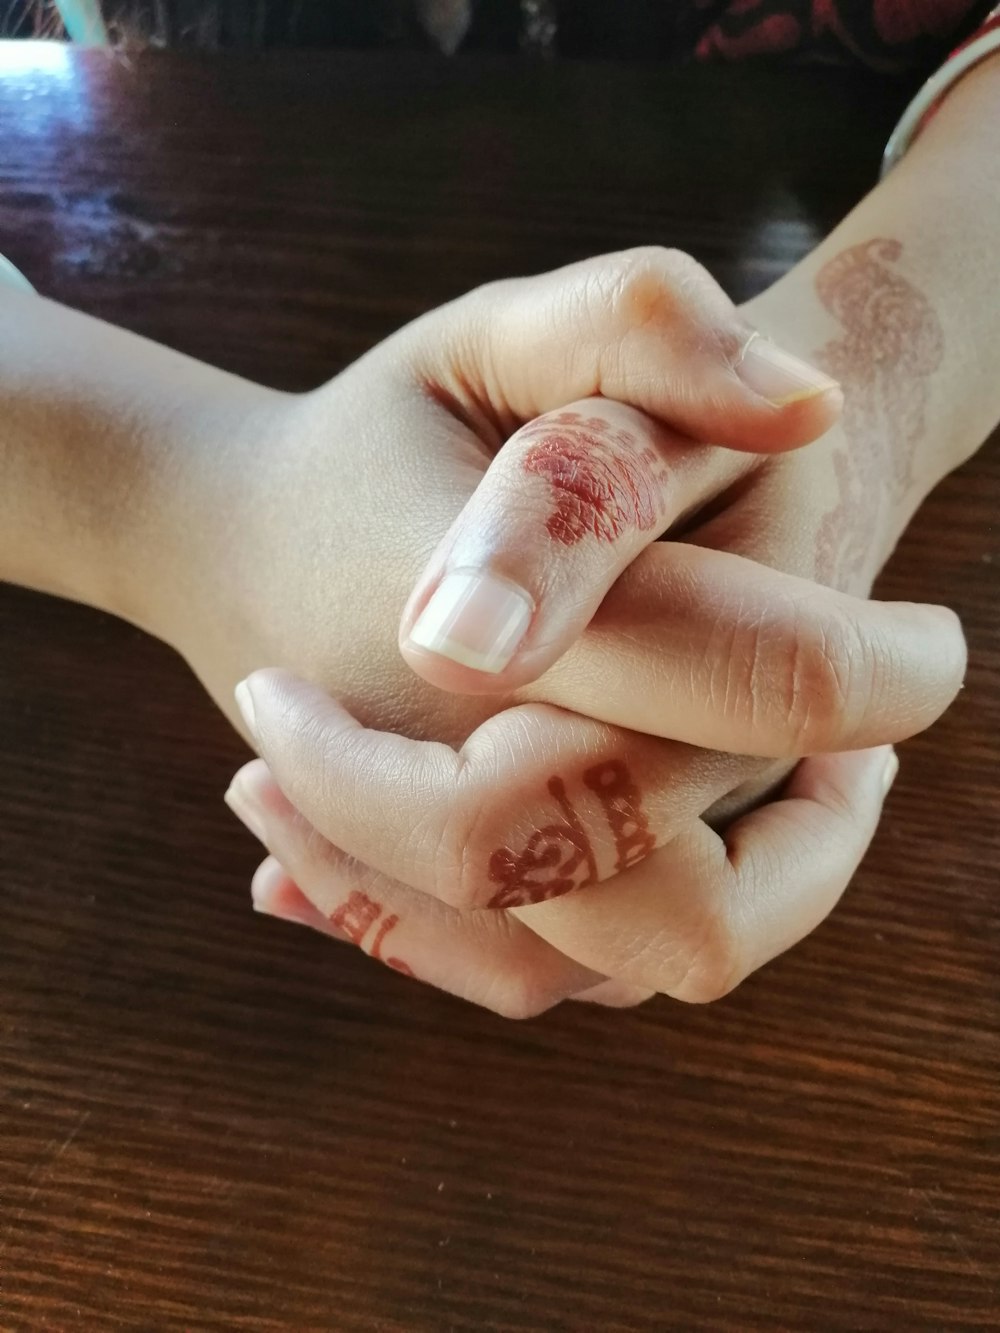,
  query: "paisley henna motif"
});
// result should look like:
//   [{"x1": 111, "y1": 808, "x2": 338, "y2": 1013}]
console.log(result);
[{"x1": 814, "y1": 239, "x2": 943, "y2": 590}]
